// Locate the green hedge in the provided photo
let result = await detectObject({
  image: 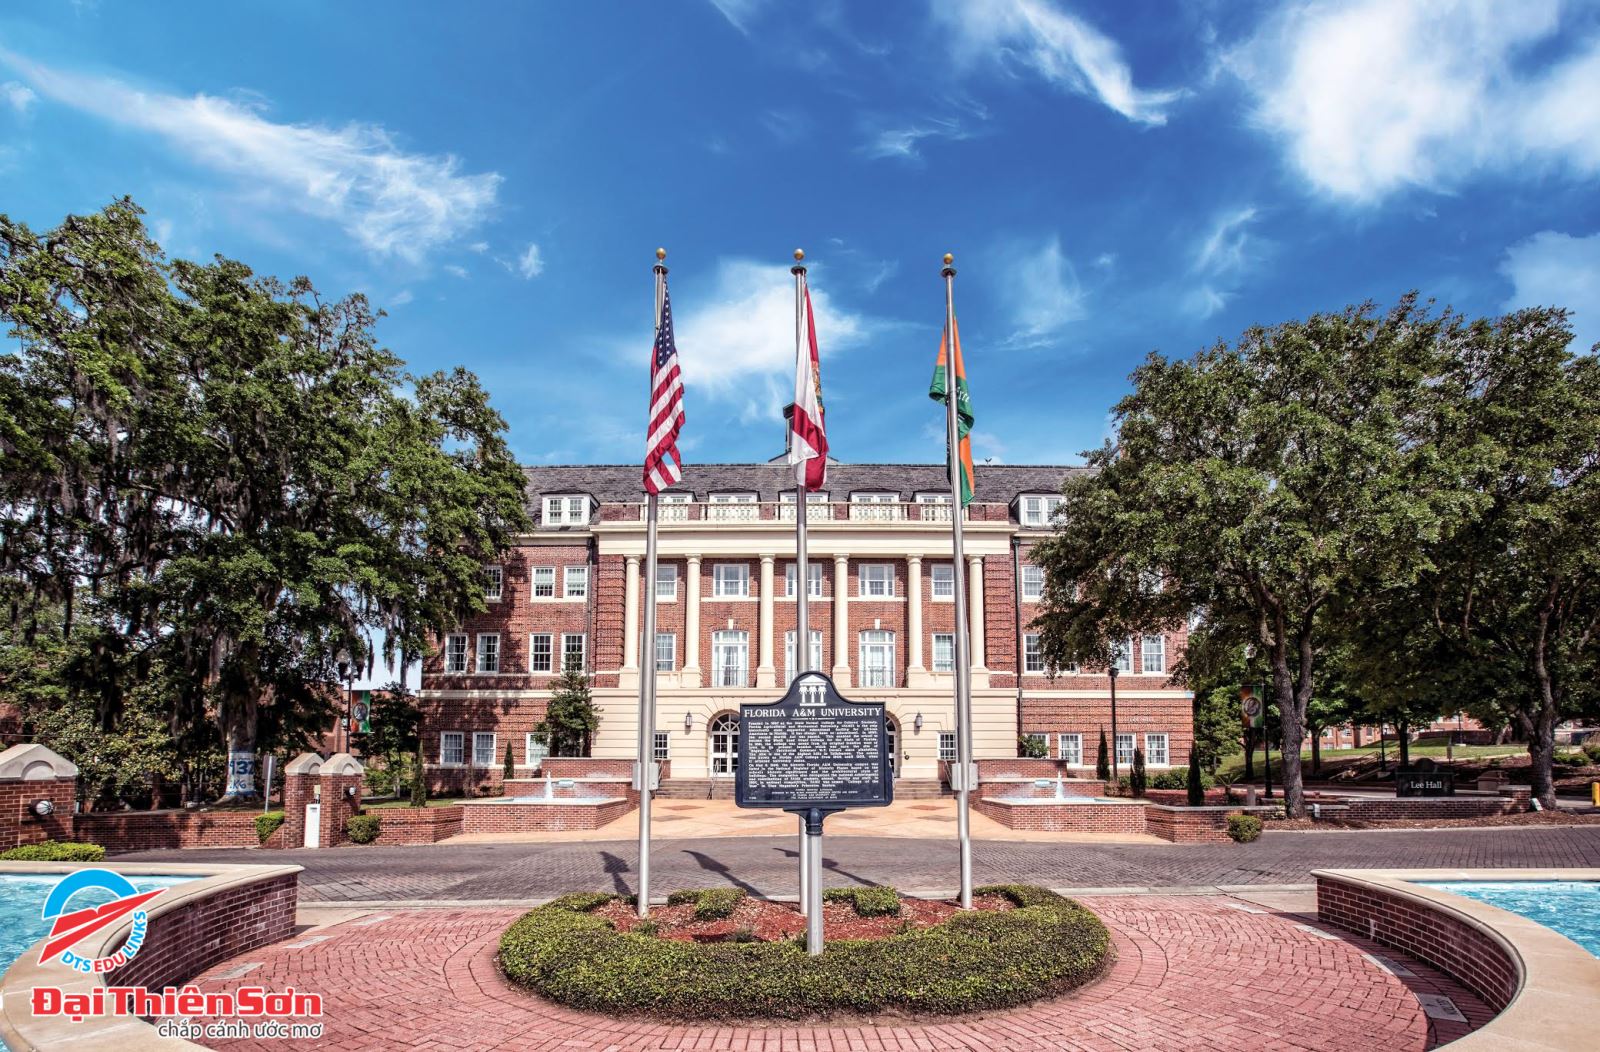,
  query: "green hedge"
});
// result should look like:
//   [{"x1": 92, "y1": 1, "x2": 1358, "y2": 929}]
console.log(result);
[
  {"x1": 499, "y1": 885, "x2": 1110, "y2": 1019},
  {"x1": 0, "y1": 841, "x2": 106, "y2": 862},
  {"x1": 347, "y1": 814, "x2": 380, "y2": 844},
  {"x1": 822, "y1": 886, "x2": 901, "y2": 917},
  {"x1": 665, "y1": 887, "x2": 745, "y2": 920},
  {"x1": 255, "y1": 811, "x2": 285, "y2": 844},
  {"x1": 1227, "y1": 814, "x2": 1263, "y2": 843}
]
